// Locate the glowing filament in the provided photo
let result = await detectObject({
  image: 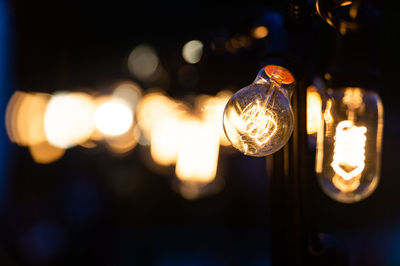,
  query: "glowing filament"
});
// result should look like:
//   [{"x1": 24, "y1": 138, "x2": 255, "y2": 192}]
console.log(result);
[
  {"x1": 331, "y1": 120, "x2": 367, "y2": 182},
  {"x1": 239, "y1": 100, "x2": 277, "y2": 146}
]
